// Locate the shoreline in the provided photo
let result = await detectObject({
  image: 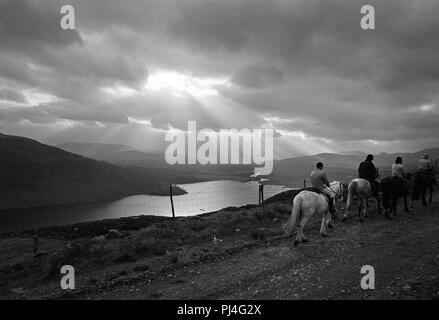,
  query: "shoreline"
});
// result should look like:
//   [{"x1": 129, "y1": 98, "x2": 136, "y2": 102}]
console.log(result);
[{"x1": 0, "y1": 188, "x2": 300, "y2": 239}]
